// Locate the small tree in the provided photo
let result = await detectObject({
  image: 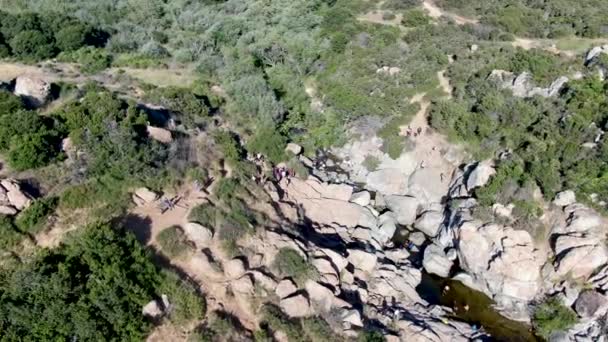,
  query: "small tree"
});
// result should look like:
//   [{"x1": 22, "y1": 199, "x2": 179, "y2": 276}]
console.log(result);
[
  {"x1": 9, "y1": 30, "x2": 56, "y2": 60},
  {"x1": 532, "y1": 298, "x2": 578, "y2": 339}
]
